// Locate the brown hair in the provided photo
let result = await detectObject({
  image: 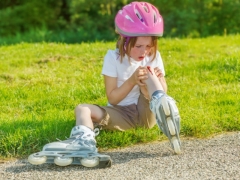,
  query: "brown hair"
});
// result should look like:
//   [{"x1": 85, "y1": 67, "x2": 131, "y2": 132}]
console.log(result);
[{"x1": 116, "y1": 36, "x2": 158, "y2": 63}]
